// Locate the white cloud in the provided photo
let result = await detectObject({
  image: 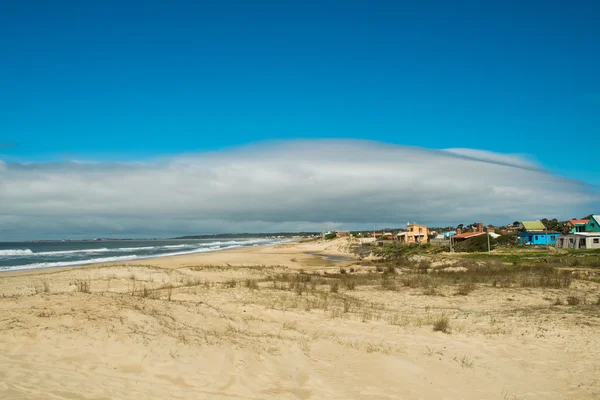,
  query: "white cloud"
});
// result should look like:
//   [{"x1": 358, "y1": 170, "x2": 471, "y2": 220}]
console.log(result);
[{"x1": 0, "y1": 140, "x2": 597, "y2": 240}]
